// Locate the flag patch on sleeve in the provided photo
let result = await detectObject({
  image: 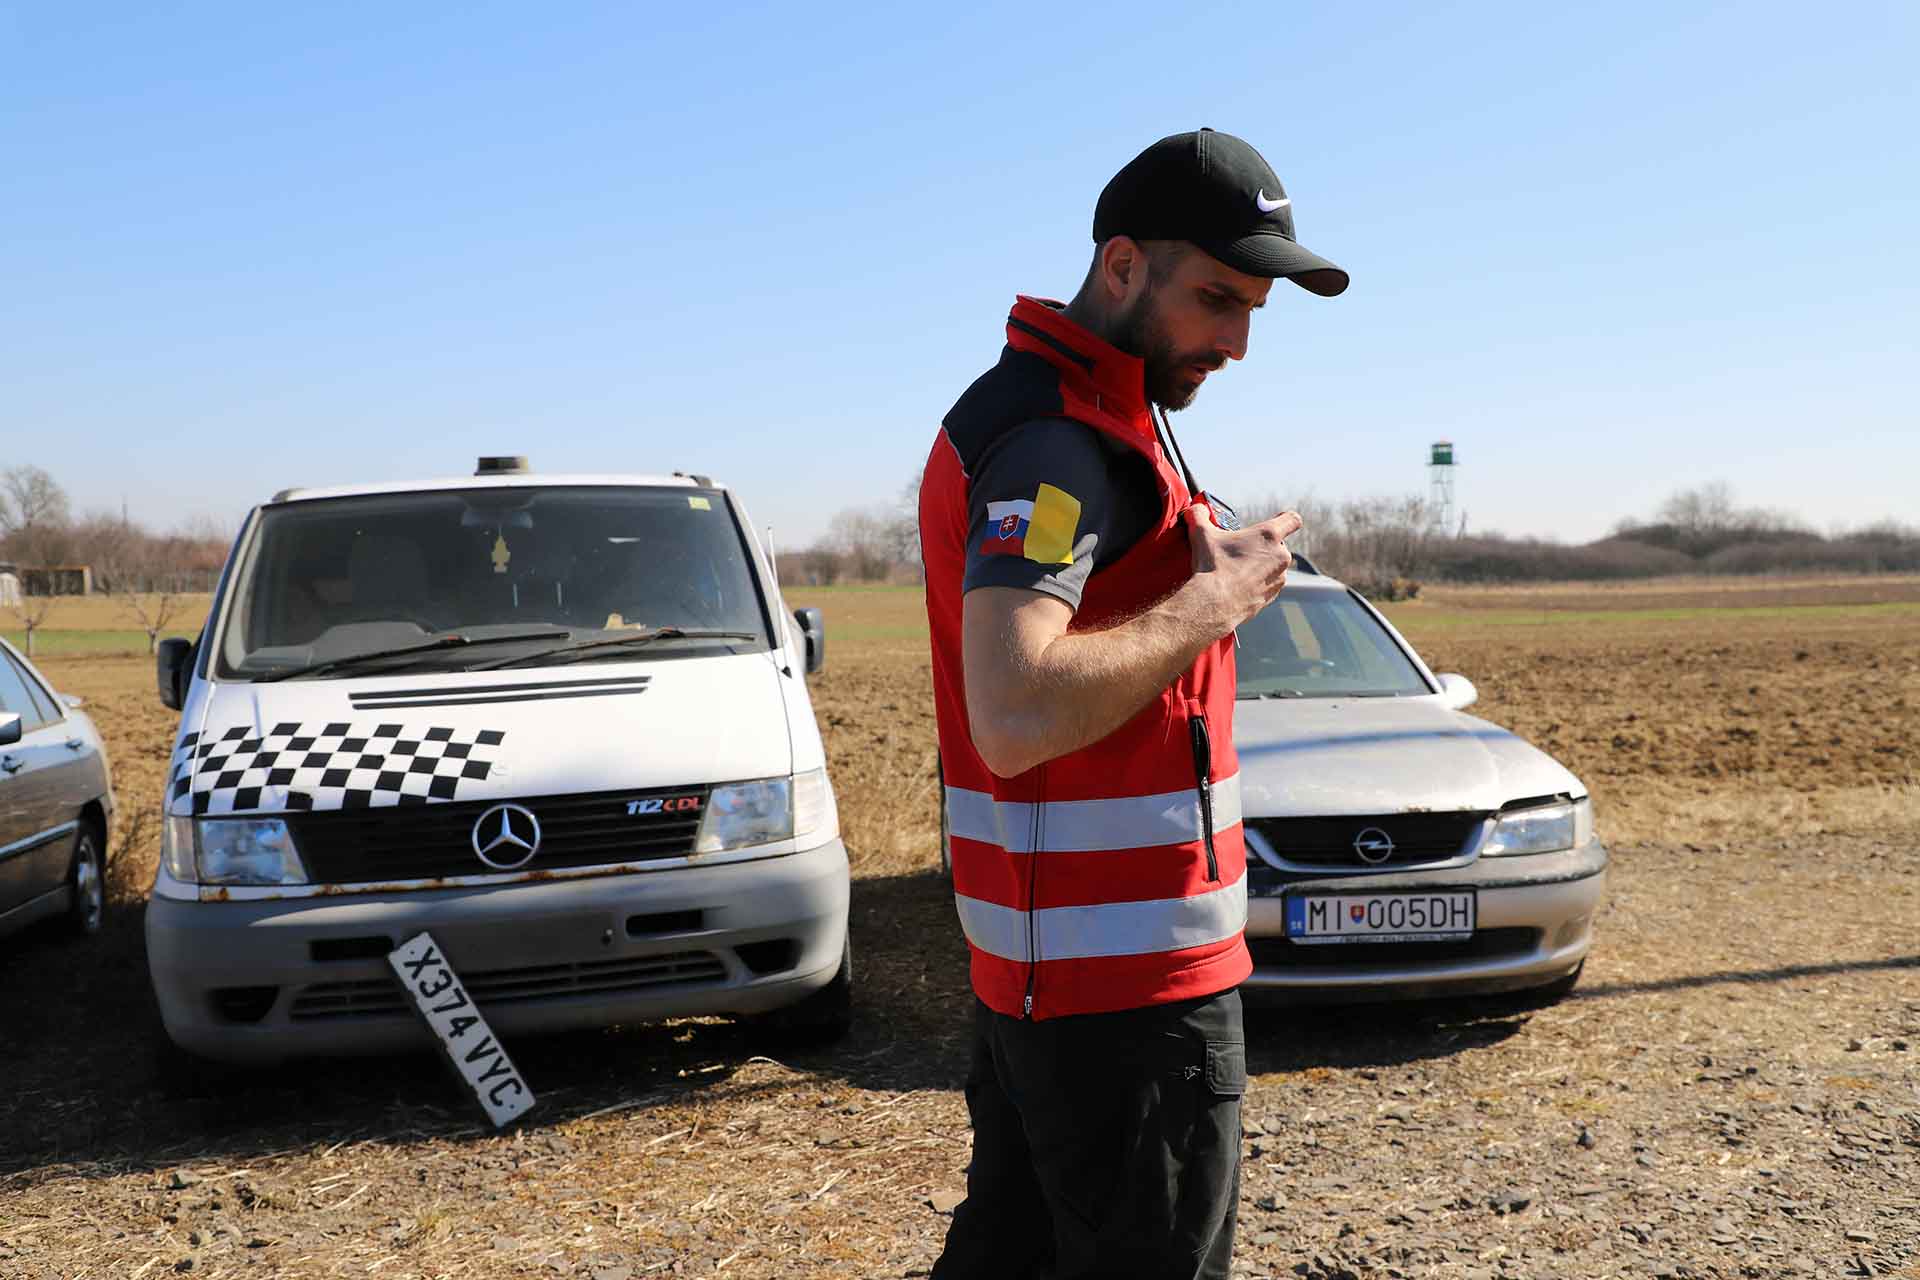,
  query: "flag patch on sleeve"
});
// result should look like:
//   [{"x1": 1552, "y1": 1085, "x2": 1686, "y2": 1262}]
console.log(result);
[{"x1": 980, "y1": 483, "x2": 1081, "y2": 565}]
